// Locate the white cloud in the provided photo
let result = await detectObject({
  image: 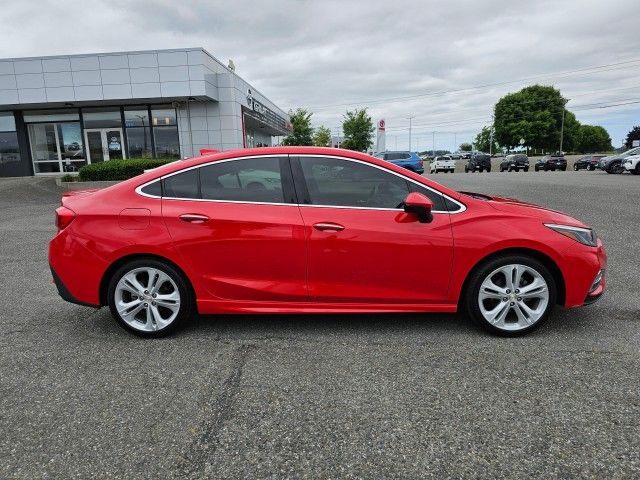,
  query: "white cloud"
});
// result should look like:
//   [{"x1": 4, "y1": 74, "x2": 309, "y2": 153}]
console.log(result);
[{"x1": 0, "y1": 0, "x2": 639, "y2": 149}]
